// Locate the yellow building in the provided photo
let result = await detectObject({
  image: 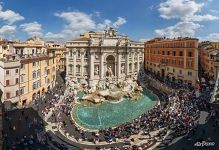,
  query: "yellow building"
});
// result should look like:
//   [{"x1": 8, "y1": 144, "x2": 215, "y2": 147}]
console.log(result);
[
  {"x1": 199, "y1": 42, "x2": 219, "y2": 80},
  {"x1": 13, "y1": 37, "x2": 56, "y2": 105},
  {"x1": 46, "y1": 42, "x2": 66, "y2": 71},
  {"x1": 210, "y1": 42, "x2": 219, "y2": 49},
  {"x1": 0, "y1": 37, "x2": 56, "y2": 108}
]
